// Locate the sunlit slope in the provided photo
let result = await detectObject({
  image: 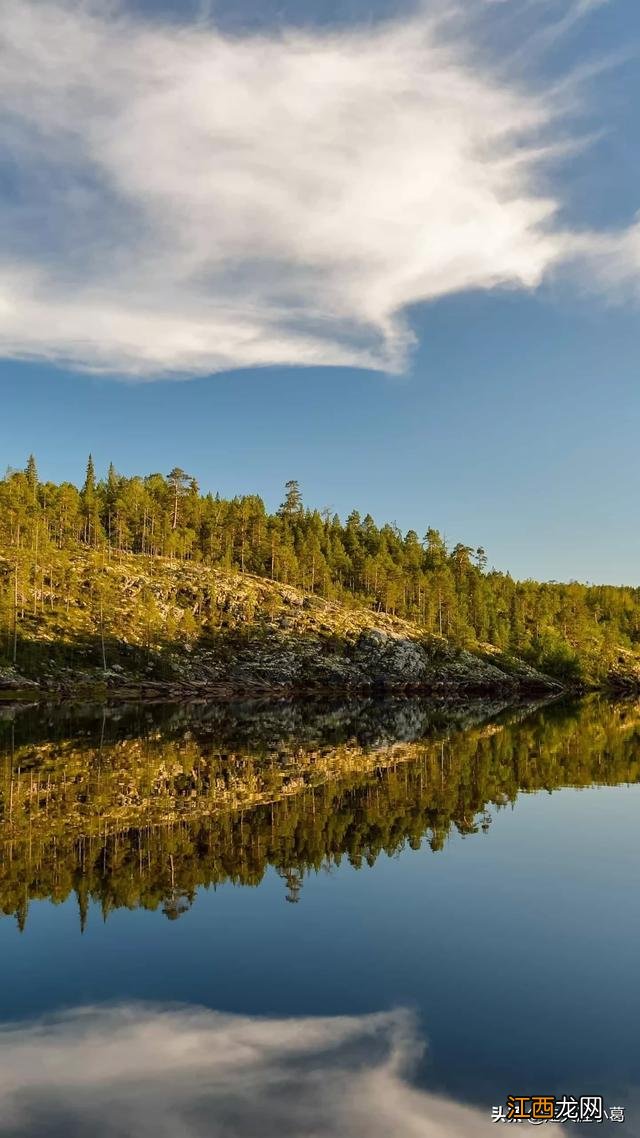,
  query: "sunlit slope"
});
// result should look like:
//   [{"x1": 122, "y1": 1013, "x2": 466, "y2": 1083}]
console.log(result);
[{"x1": 0, "y1": 550, "x2": 557, "y2": 696}]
